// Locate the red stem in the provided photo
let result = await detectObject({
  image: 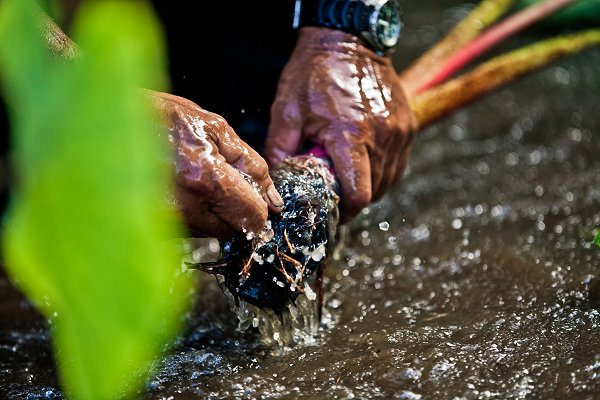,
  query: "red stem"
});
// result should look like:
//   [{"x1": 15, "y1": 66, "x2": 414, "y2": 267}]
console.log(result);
[{"x1": 415, "y1": 0, "x2": 575, "y2": 94}]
